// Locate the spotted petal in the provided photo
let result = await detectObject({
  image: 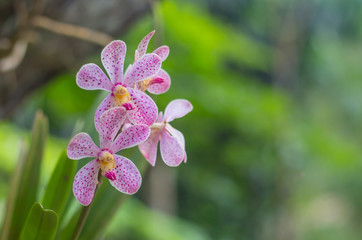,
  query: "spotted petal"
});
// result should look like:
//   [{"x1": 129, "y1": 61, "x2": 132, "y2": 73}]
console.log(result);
[
  {"x1": 73, "y1": 159, "x2": 100, "y2": 206},
  {"x1": 123, "y1": 53, "x2": 162, "y2": 87},
  {"x1": 138, "y1": 129, "x2": 161, "y2": 166},
  {"x1": 101, "y1": 40, "x2": 126, "y2": 84},
  {"x1": 163, "y1": 99, "x2": 193, "y2": 122},
  {"x1": 160, "y1": 130, "x2": 184, "y2": 167},
  {"x1": 95, "y1": 93, "x2": 114, "y2": 130},
  {"x1": 111, "y1": 124, "x2": 150, "y2": 153},
  {"x1": 147, "y1": 69, "x2": 171, "y2": 95},
  {"x1": 109, "y1": 154, "x2": 142, "y2": 194},
  {"x1": 98, "y1": 107, "x2": 126, "y2": 149},
  {"x1": 166, "y1": 124, "x2": 187, "y2": 162},
  {"x1": 67, "y1": 133, "x2": 100, "y2": 160},
  {"x1": 76, "y1": 63, "x2": 113, "y2": 91},
  {"x1": 153, "y1": 46, "x2": 169, "y2": 61},
  {"x1": 127, "y1": 88, "x2": 158, "y2": 126},
  {"x1": 136, "y1": 30, "x2": 155, "y2": 60}
]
